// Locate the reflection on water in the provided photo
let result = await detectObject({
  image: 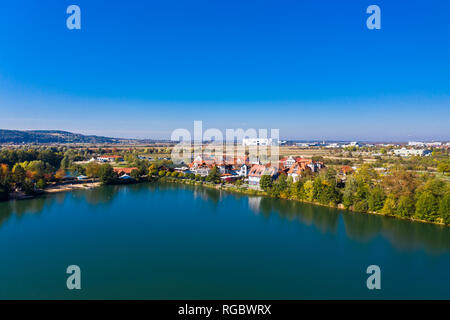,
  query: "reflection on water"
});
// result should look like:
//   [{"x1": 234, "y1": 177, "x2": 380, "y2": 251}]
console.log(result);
[
  {"x1": 0, "y1": 181, "x2": 449, "y2": 253},
  {"x1": 0, "y1": 196, "x2": 51, "y2": 226}
]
